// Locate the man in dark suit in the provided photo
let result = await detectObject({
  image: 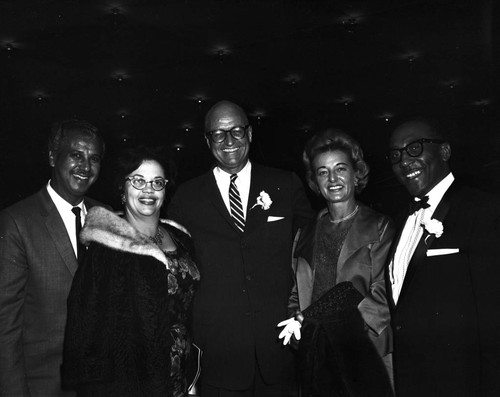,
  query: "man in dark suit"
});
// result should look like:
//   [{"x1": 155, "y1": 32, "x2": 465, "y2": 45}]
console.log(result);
[
  {"x1": 387, "y1": 118, "x2": 500, "y2": 397},
  {"x1": 0, "y1": 120, "x2": 106, "y2": 397},
  {"x1": 168, "y1": 100, "x2": 313, "y2": 396}
]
